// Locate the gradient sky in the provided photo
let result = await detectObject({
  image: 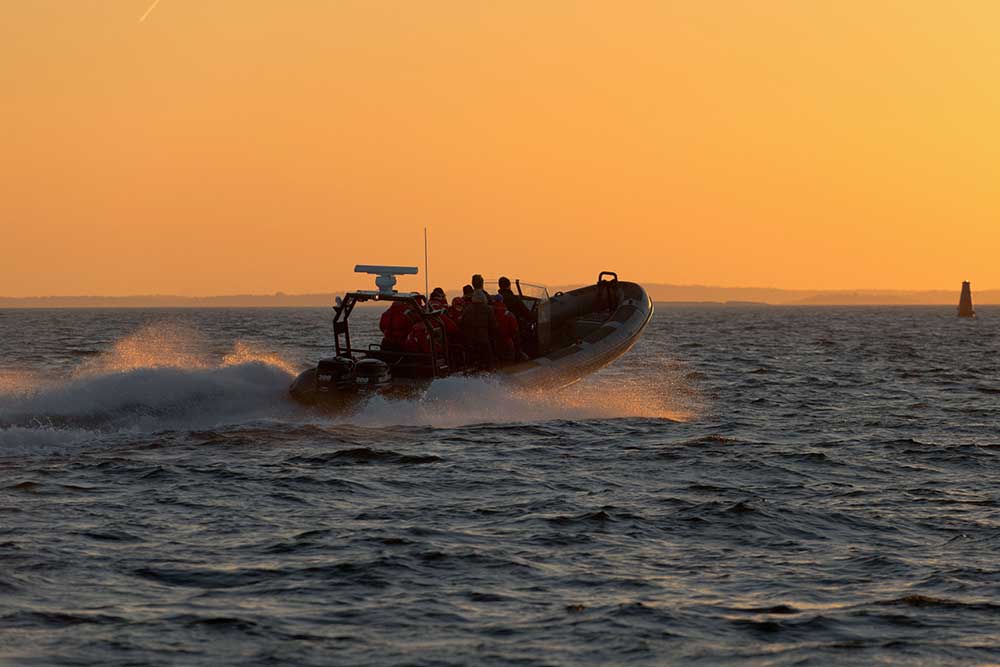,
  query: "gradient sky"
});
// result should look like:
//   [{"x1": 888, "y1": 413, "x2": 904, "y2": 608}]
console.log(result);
[{"x1": 2, "y1": 1, "x2": 998, "y2": 296}]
